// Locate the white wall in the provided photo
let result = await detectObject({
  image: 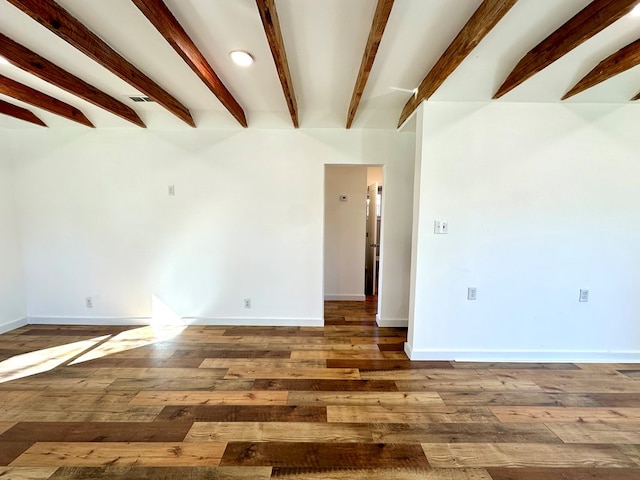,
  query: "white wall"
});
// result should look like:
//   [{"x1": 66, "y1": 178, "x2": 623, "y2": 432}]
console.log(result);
[
  {"x1": 324, "y1": 166, "x2": 367, "y2": 300},
  {"x1": 407, "y1": 102, "x2": 640, "y2": 362},
  {"x1": 0, "y1": 156, "x2": 27, "y2": 332},
  {"x1": 7, "y1": 128, "x2": 414, "y2": 326},
  {"x1": 378, "y1": 157, "x2": 414, "y2": 327}
]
